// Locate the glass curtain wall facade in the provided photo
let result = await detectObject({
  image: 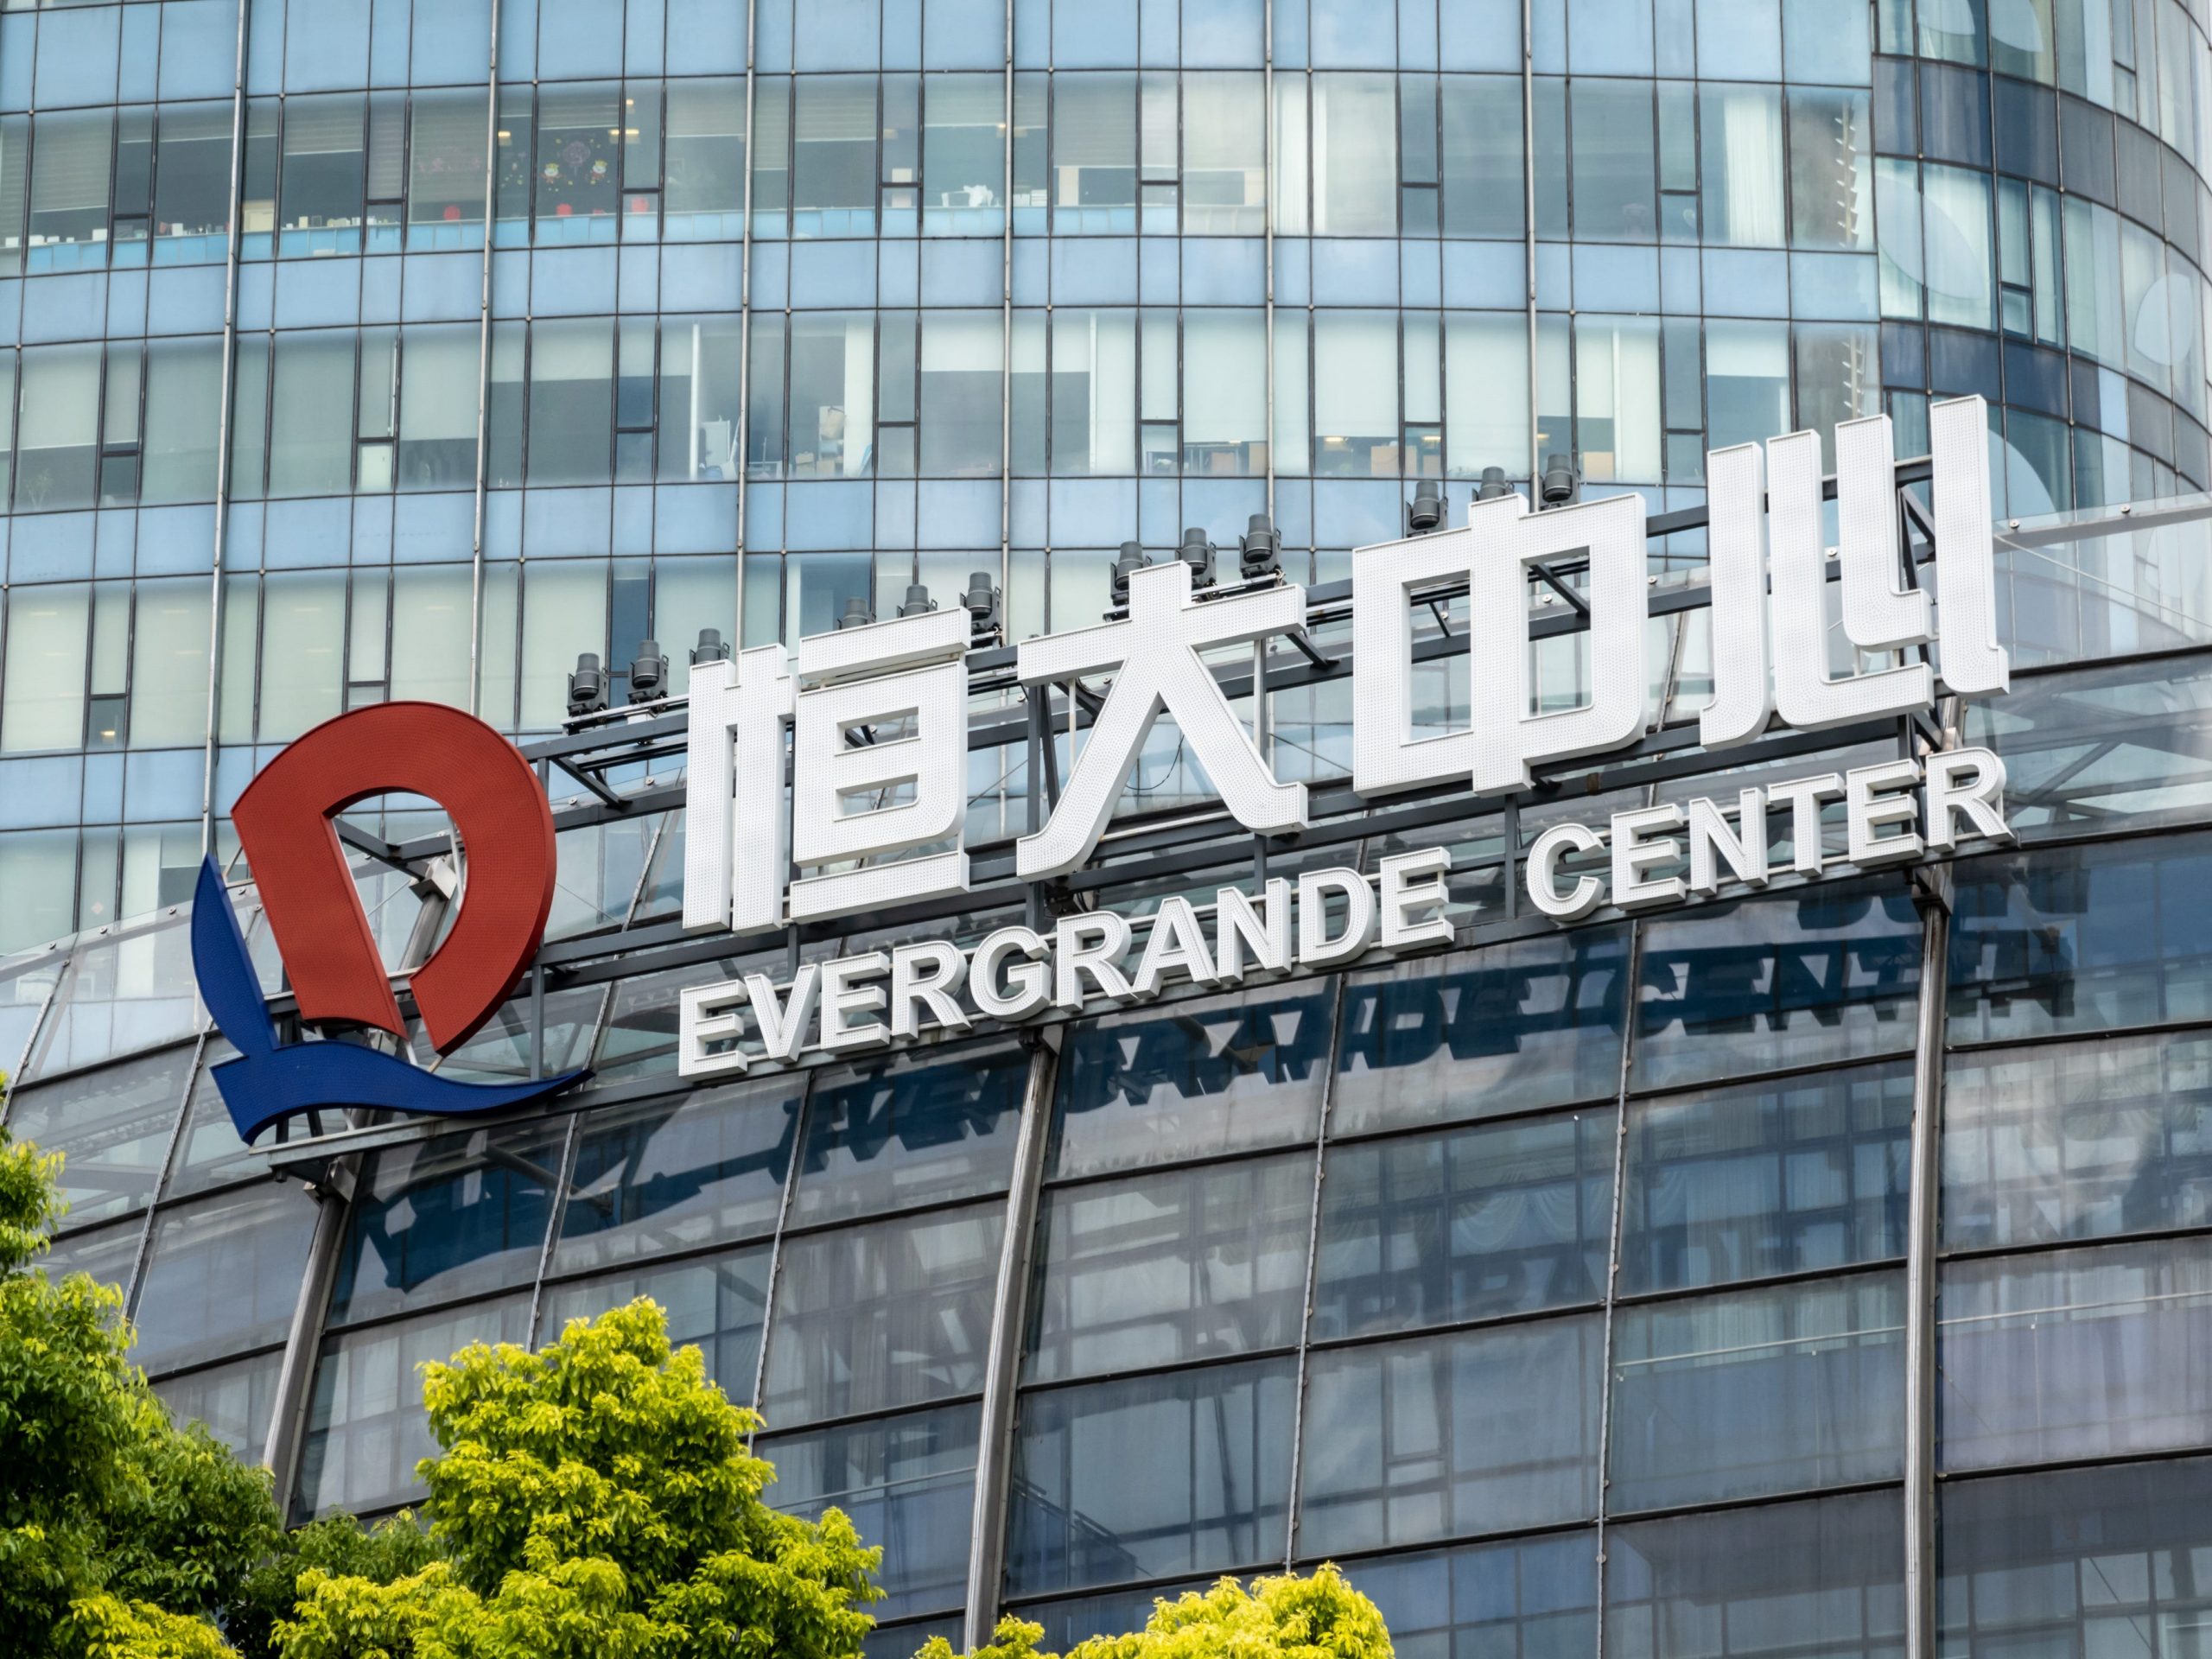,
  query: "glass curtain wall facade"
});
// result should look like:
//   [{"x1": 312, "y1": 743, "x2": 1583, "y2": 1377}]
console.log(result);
[
  {"x1": 3, "y1": 3, "x2": 2212, "y2": 1659},
  {"x1": 4, "y1": 0, "x2": 2212, "y2": 943}
]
